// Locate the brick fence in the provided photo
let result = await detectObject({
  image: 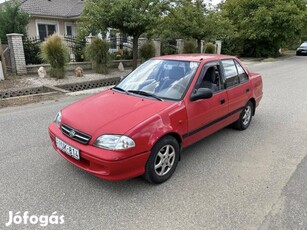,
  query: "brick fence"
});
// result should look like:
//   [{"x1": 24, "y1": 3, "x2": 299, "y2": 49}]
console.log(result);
[{"x1": 7, "y1": 33, "x2": 27, "y2": 75}]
